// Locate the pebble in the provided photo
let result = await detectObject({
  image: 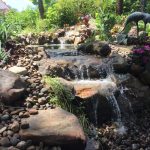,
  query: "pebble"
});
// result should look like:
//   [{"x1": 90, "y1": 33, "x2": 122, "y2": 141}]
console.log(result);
[
  {"x1": 27, "y1": 145, "x2": 36, "y2": 150},
  {"x1": 16, "y1": 141, "x2": 27, "y2": 150},
  {"x1": 3, "y1": 131, "x2": 7, "y2": 137},
  {"x1": 7, "y1": 130, "x2": 14, "y2": 136},
  {"x1": 8, "y1": 146, "x2": 20, "y2": 150},
  {"x1": 11, "y1": 121, "x2": 20, "y2": 132},
  {"x1": 0, "y1": 137, "x2": 11, "y2": 147},
  {"x1": 32, "y1": 105, "x2": 39, "y2": 110},
  {"x1": 26, "y1": 102, "x2": 32, "y2": 108},
  {"x1": 10, "y1": 136, "x2": 20, "y2": 146},
  {"x1": 10, "y1": 109, "x2": 24, "y2": 115},
  {"x1": 28, "y1": 109, "x2": 38, "y2": 115},
  {"x1": 51, "y1": 147, "x2": 58, "y2": 150},
  {"x1": 1, "y1": 114, "x2": 10, "y2": 121},
  {"x1": 0, "y1": 127, "x2": 7, "y2": 134},
  {"x1": 22, "y1": 112, "x2": 30, "y2": 118},
  {"x1": 38, "y1": 97, "x2": 47, "y2": 105},
  {"x1": 21, "y1": 121, "x2": 30, "y2": 129},
  {"x1": 40, "y1": 88, "x2": 48, "y2": 93},
  {"x1": 132, "y1": 143, "x2": 140, "y2": 150}
]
